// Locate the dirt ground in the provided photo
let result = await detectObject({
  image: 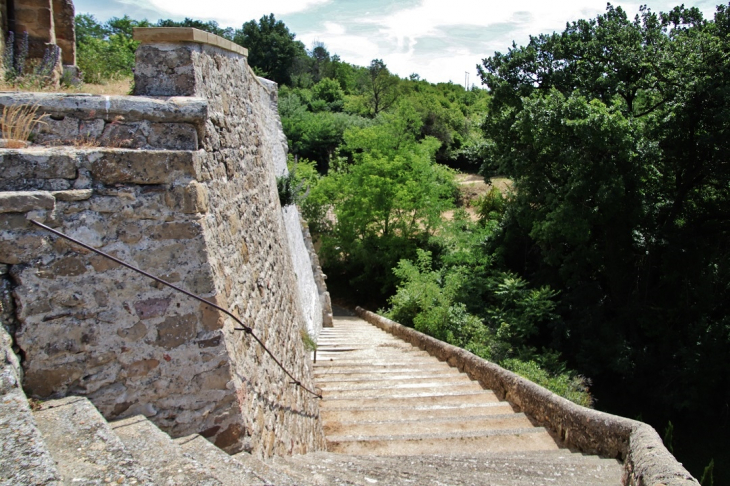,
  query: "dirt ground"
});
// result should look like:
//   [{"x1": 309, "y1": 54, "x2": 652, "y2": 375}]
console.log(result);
[{"x1": 443, "y1": 173, "x2": 512, "y2": 221}]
